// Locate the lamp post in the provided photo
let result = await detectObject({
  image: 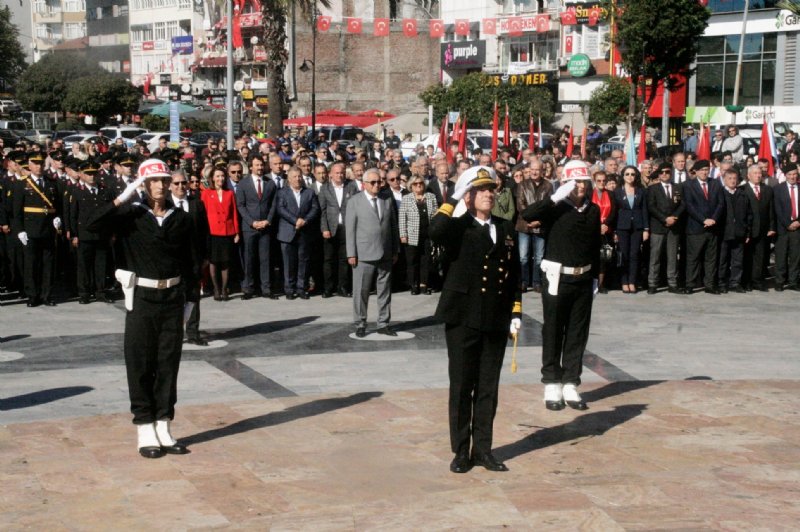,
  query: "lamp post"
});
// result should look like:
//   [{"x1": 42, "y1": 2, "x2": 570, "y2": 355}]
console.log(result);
[{"x1": 299, "y1": 7, "x2": 317, "y2": 139}]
